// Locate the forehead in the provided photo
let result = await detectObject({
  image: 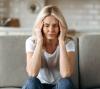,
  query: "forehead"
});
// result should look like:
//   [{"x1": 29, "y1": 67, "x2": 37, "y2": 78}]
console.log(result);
[{"x1": 43, "y1": 15, "x2": 59, "y2": 24}]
